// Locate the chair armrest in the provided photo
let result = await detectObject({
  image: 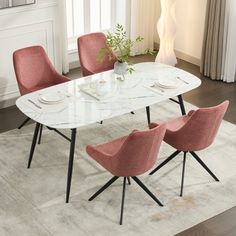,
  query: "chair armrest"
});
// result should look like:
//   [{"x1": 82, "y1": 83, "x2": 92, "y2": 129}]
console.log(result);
[
  {"x1": 86, "y1": 145, "x2": 112, "y2": 170},
  {"x1": 149, "y1": 122, "x2": 158, "y2": 129},
  {"x1": 149, "y1": 122, "x2": 166, "y2": 129},
  {"x1": 86, "y1": 145, "x2": 111, "y2": 159}
]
